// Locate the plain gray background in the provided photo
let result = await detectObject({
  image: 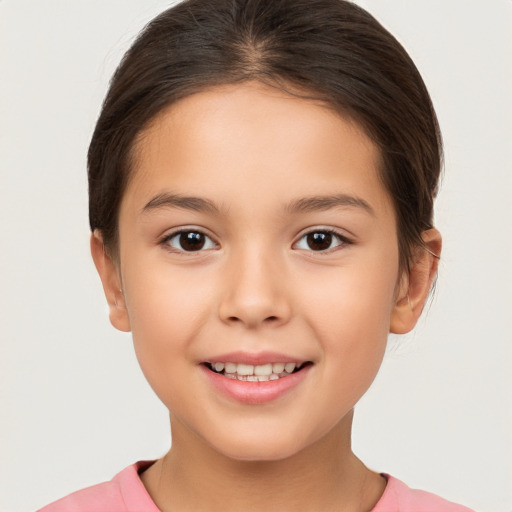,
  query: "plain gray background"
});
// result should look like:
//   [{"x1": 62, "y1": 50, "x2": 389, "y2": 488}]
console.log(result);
[{"x1": 1, "y1": 1, "x2": 511, "y2": 511}]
